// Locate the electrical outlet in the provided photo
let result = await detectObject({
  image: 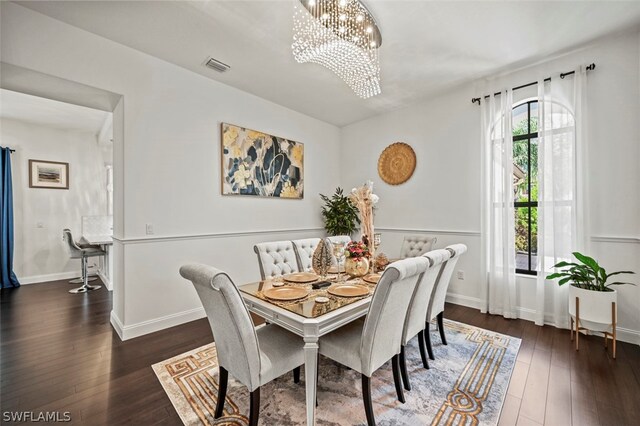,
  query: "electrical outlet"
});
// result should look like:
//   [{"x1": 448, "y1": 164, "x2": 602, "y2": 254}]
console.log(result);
[
  {"x1": 145, "y1": 223, "x2": 154, "y2": 235},
  {"x1": 457, "y1": 270, "x2": 465, "y2": 280}
]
